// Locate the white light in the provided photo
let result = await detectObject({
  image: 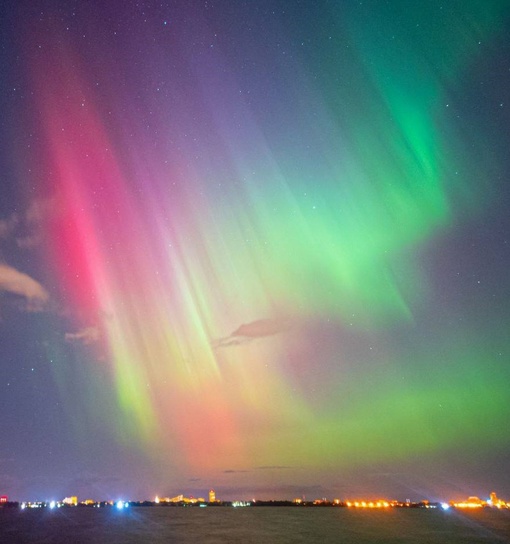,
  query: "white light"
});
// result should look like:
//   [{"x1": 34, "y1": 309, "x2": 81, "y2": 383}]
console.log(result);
[
  {"x1": 21, "y1": 503, "x2": 26, "y2": 510},
  {"x1": 49, "y1": 501, "x2": 56, "y2": 509},
  {"x1": 116, "y1": 500, "x2": 124, "y2": 509},
  {"x1": 441, "y1": 503, "x2": 450, "y2": 510}
]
